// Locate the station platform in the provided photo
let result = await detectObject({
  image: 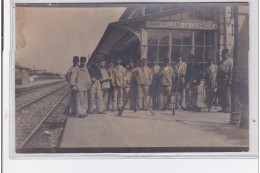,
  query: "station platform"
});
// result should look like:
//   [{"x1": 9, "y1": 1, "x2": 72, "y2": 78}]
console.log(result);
[
  {"x1": 60, "y1": 107, "x2": 248, "y2": 148},
  {"x1": 15, "y1": 79, "x2": 65, "y2": 89}
]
